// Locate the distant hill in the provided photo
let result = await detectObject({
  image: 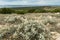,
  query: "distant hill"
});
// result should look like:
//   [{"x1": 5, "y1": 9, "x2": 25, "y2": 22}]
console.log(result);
[
  {"x1": 0, "y1": 5, "x2": 60, "y2": 8},
  {"x1": 0, "y1": 5, "x2": 41, "y2": 8}
]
